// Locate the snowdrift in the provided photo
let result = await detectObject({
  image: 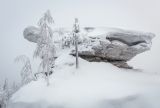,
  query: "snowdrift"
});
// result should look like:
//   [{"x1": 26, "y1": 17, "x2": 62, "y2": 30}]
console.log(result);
[{"x1": 9, "y1": 51, "x2": 160, "y2": 108}]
